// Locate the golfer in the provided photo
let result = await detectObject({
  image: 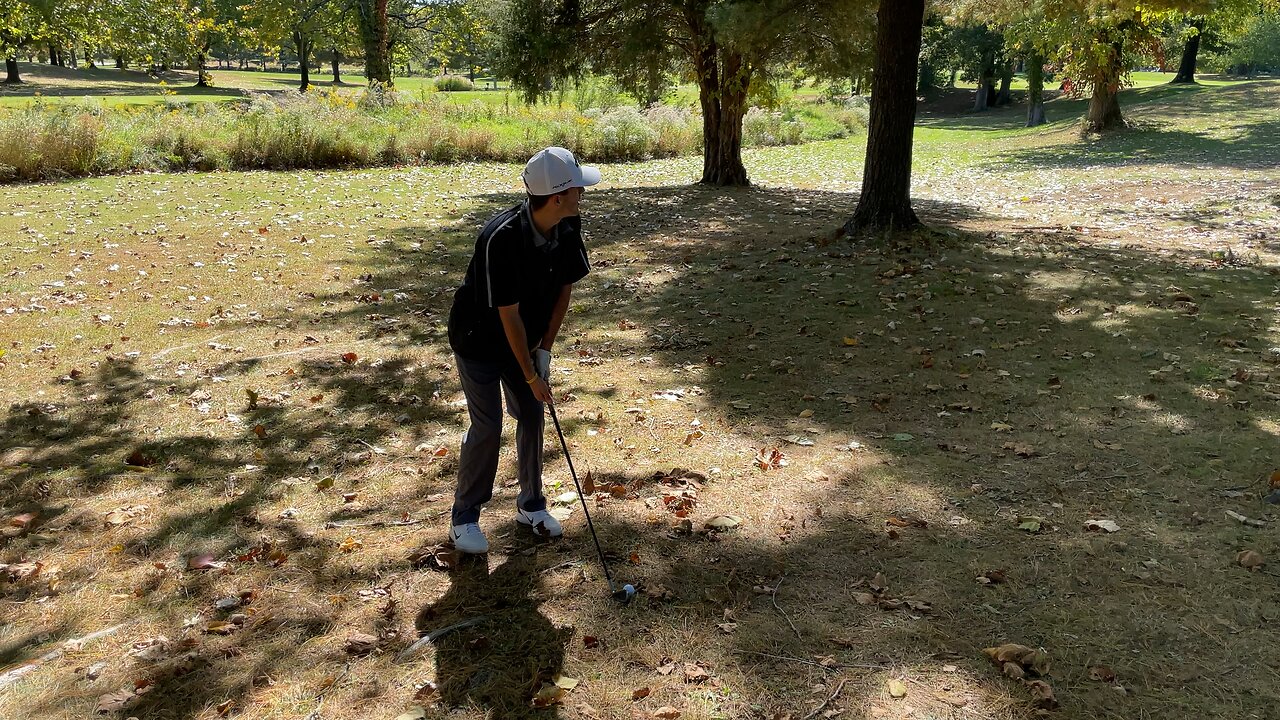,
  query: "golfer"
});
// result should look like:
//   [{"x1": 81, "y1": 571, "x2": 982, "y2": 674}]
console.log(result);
[{"x1": 445, "y1": 146, "x2": 600, "y2": 554}]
